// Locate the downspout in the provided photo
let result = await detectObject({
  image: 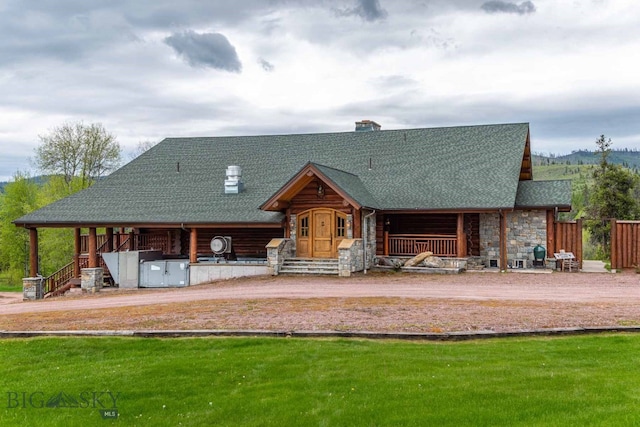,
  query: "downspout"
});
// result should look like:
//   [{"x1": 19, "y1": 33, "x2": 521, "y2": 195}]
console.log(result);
[{"x1": 363, "y1": 210, "x2": 376, "y2": 274}]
